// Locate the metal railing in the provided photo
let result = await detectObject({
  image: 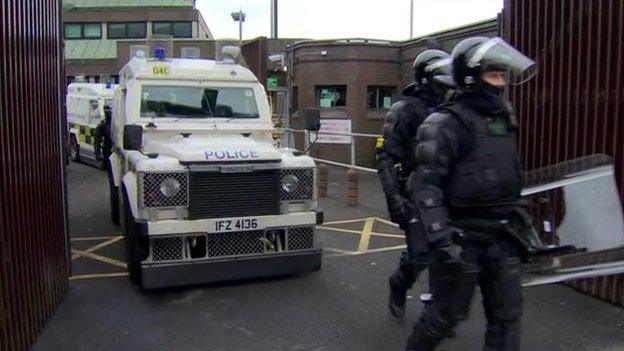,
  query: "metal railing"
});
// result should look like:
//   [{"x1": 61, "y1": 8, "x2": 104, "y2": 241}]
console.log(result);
[{"x1": 279, "y1": 128, "x2": 380, "y2": 173}]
